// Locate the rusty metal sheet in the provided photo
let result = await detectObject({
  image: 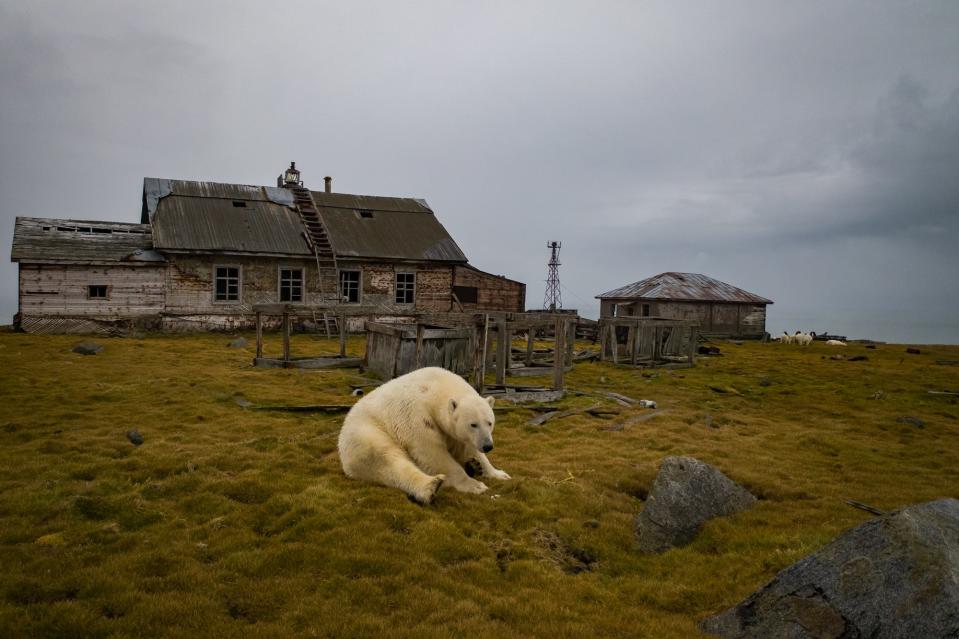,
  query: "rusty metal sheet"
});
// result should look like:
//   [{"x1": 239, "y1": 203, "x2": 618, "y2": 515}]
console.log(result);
[
  {"x1": 313, "y1": 193, "x2": 467, "y2": 263},
  {"x1": 11, "y1": 217, "x2": 157, "y2": 263},
  {"x1": 150, "y1": 193, "x2": 312, "y2": 256},
  {"x1": 597, "y1": 272, "x2": 773, "y2": 304}
]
